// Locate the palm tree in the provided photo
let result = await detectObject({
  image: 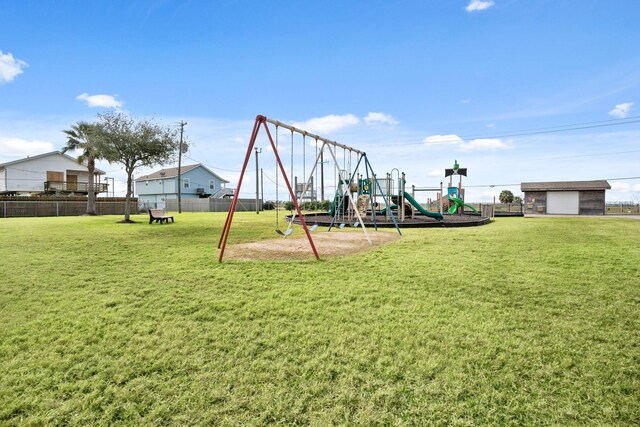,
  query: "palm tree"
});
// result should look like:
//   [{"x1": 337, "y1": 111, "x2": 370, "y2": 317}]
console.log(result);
[{"x1": 62, "y1": 121, "x2": 103, "y2": 215}]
